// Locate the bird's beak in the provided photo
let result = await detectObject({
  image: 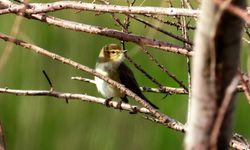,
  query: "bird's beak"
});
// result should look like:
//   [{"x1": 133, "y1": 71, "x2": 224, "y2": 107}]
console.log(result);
[{"x1": 123, "y1": 50, "x2": 127, "y2": 53}]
